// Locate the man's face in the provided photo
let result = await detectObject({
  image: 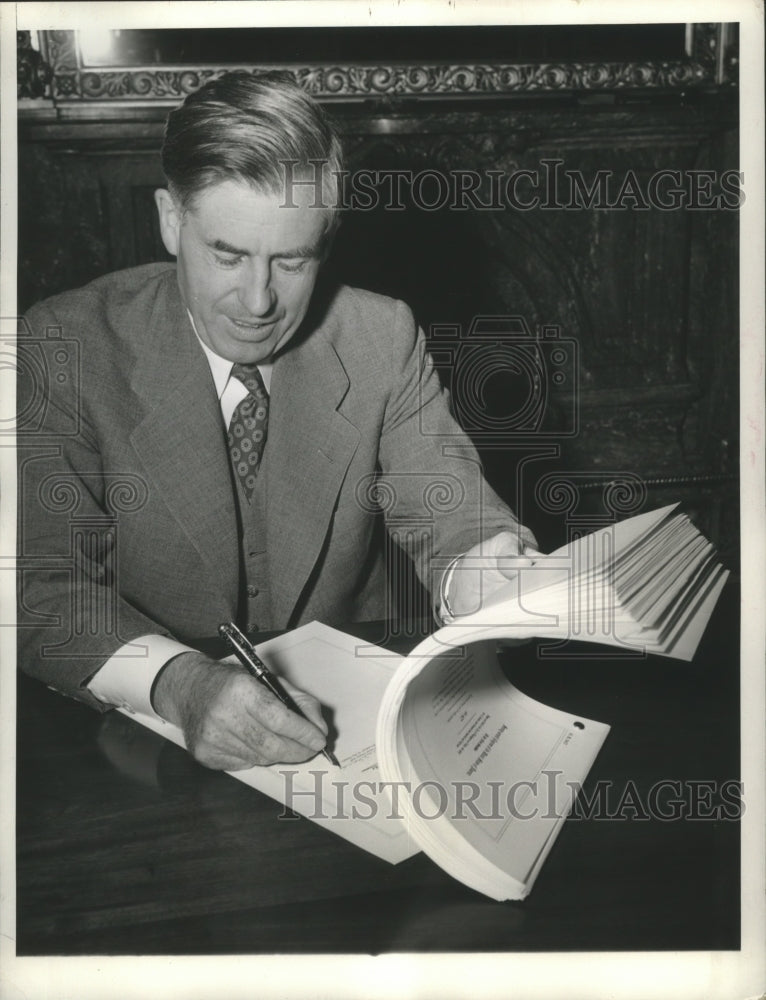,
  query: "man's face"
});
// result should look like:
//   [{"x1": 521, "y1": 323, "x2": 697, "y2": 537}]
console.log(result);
[{"x1": 155, "y1": 178, "x2": 329, "y2": 364}]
